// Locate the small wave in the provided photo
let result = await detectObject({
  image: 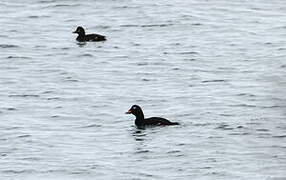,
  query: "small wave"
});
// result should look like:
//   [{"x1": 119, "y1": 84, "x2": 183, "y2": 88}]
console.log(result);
[
  {"x1": 9, "y1": 94, "x2": 39, "y2": 98},
  {"x1": 27, "y1": 15, "x2": 39, "y2": 18},
  {"x1": 0, "y1": 44, "x2": 18, "y2": 48},
  {"x1": 141, "y1": 24, "x2": 173, "y2": 27},
  {"x1": 46, "y1": 97, "x2": 61, "y2": 100},
  {"x1": 81, "y1": 124, "x2": 101, "y2": 128},
  {"x1": 216, "y1": 124, "x2": 234, "y2": 130},
  {"x1": 3, "y1": 107, "x2": 17, "y2": 111},
  {"x1": 64, "y1": 79, "x2": 79, "y2": 82},
  {"x1": 142, "y1": 78, "x2": 151, "y2": 81},
  {"x1": 42, "y1": 3, "x2": 82, "y2": 9},
  {"x1": 272, "y1": 135, "x2": 286, "y2": 138},
  {"x1": 0, "y1": 153, "x2": 7, "y2": 157},
  {"x1": 256, "y1": 128, "x2": 269, "y2": 132},
  {"x1": 229, "y1": 132, "x2": 249, "y2": 135},
  {"x1": 135, "y1": 150, "x2": 150, "y2": 154},
  {"x1": 230, "y1": 104, "x2": 256, "y2": 108},
  {"x1": 42, "y1": 90, "x2": 54, "y2": 94},
  {"x1": 7, "y1": 56, "x2": 30, "y2": 59},
  {"x1": 17, "y1": 134, "x2": 31, "y2": 138},
  {"x1": 207, "y1": 136, "x2": 223, "y2": 139},
  {"x1": 96, "y1": 25, "x2": 111, "y2": 29},
  {"x1": 261, "y1": 105, "x2": 286, "y2": 109},
  {"x1": 137, "y1": 62, "x2": 148, "y2": 66},
  {"x1": 167, "y1": 150, "x2": 181, "y2": 154},
  {"x1": 52, "y1": 4, "x2": 77, "y2": 7},
  {"x1": 113, "y1": 5, "x2": 138, "y2": 9},
  {"x1": 201, "y1": 79, "x2": 226, "y2": 83},
  {"x1": 2, "y1": 169, "x2": 35, "y2": 174},
  {"x1": 78, "y1": 53, "x2": 93, "y2": 57},
  {"x1": 192, "y1": 23, "x2": 203, "y2": 26},
  {"x1": 38, "y1": 0, "x2": 57, "y2": 3},
  {"x1": 192, "y1": 123, "x2": 212, "y2": 127},
  {"x1": 179, "y1": 51, "x2": 199, "y2": 55},
  {"x1": 121, "y1": 23, "x2": 174, "y2": 28},
  {"x1": 219, "y1": 113, "x2": 234, "y2": 117},
  {"x1": 184, "y1": 58, "x2": 197, "y2": 61},
  {"x1": 172, "y1": 67, "x2": 180, "y2": 70},
  {"x1": 236, "y1": 93, "x2": 256, "y2": 97}
]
